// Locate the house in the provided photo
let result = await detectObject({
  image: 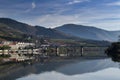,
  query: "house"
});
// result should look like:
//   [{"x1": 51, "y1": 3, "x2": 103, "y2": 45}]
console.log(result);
[{"x1": 9, "y1": 42, "x2": 35, "y2": 50}]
